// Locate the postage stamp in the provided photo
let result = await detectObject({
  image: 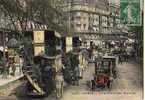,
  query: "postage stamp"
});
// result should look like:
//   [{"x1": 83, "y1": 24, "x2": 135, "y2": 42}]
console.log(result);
[{"x1": 120, "y1": 0, "x2": 141, "y2": 26}]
